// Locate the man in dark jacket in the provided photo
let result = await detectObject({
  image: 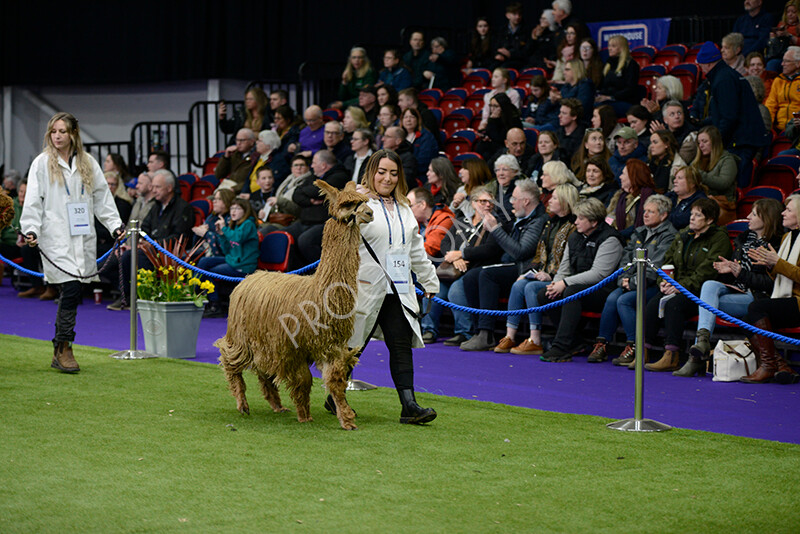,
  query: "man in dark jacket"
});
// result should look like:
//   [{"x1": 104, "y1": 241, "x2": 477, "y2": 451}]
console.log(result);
[
  {"x1": 323, "y1": 121, "x2": 353, "y2": 163},
  {"x1": 488, "y1": 128, "x2": 536, "y2": 177},
  {"x1": 403, "y1": 31, "x2": 431, "y2": 90},
  {"x1": 382, "y1": 126, "x2": 418, "y2": 189},
  {"x1": 215, "y1": 128, "x2": 257, "y2": 191},
  {"x1": 286, "y1": 150, "x2": 349, "y2": 265},
  {"x1": 608, "y1": 126, "x2": 647, "y2": 183},
  {"x1": 733, "y1": 0, "x2": 774, "y2": 55},
  {"x1": 108, "y1": 170, "x2": 194, "y2": 310}
]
